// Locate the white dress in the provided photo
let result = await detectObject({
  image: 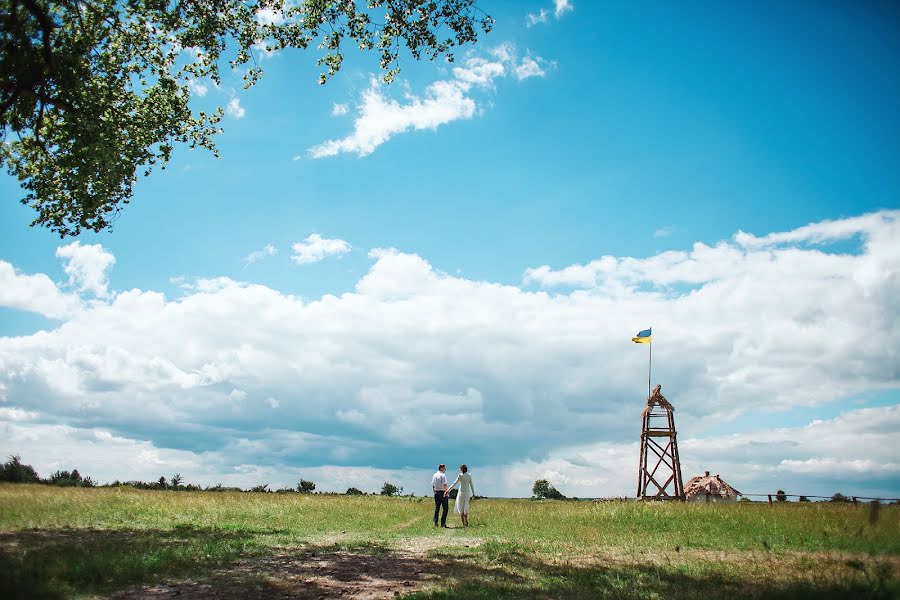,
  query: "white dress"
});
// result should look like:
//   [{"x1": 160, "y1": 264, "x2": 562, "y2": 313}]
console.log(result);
[{"x1": 450, "y1": 472, "x2": 475, "y2": 514}]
